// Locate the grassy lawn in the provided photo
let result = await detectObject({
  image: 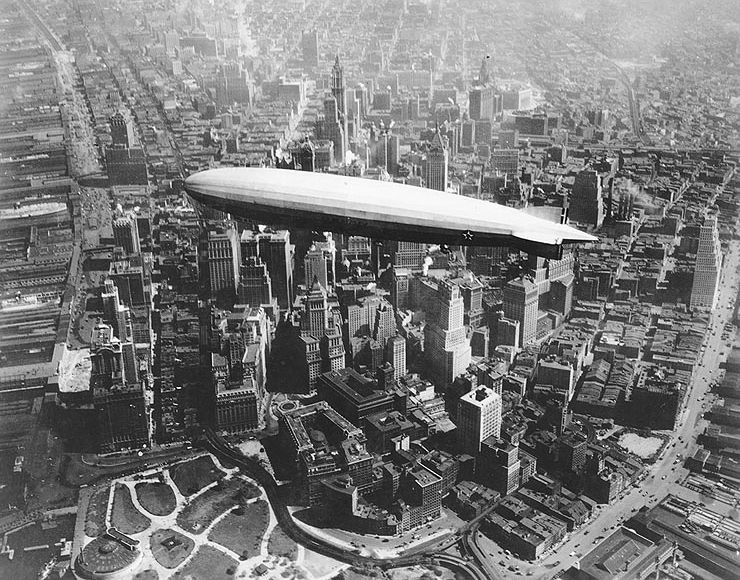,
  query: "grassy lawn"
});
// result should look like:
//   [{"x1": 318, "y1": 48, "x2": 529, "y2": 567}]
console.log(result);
[
  {"x1": 111, "y1": 483, "x2": 150, "y2": 534},
  {"x1": 170, "y1": 455, "x2": 223, "y2": 496},
  {"x1": 135, "y1": 482, "x2": 176, "y2": 516},
  {"x1": 208, "y1": 499, "x2": 269, "y2": 560},
  {"x1": 177, "y1": 478, "x2": 260, "y2": 534},
  {"x1": 84, "y1": 484, "x2": 110, "y2": 537},
  {"x1": 172, "y1": 545, "x2": 238, "y2": 579},
  {"x1": 150, "y1": 528, "x2": 194, "y2": 569},
  {"x1": 267, "y1": 524, "x2": 298, "y2": 559}
]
